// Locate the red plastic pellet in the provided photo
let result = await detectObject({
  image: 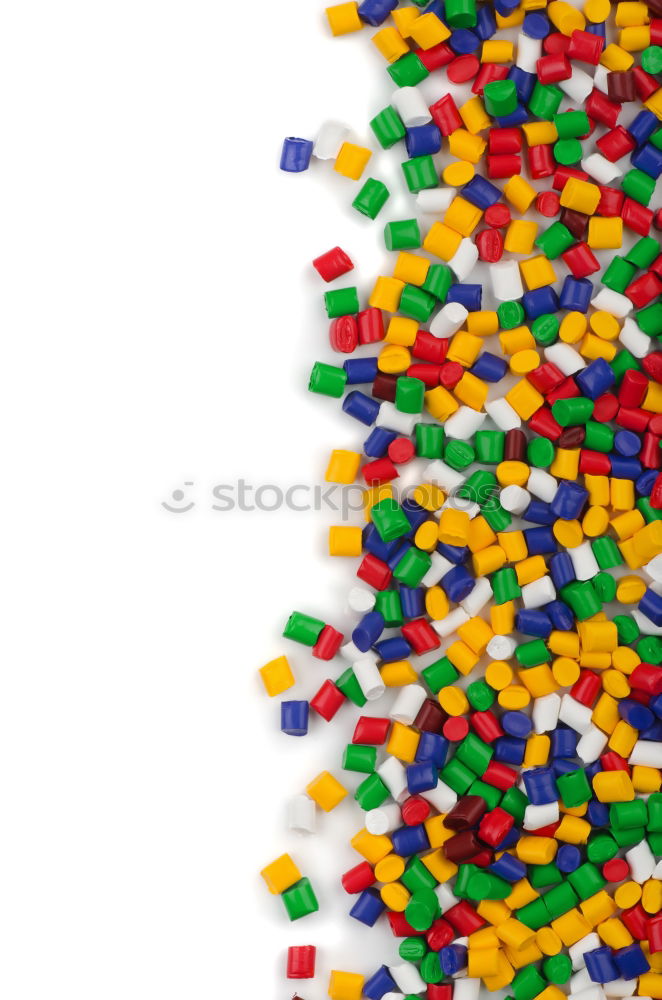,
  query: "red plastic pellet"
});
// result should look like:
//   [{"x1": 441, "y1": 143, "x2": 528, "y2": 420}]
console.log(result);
[
  {"x1": 362, "y1": 457, "x2": 399, "y2": 484},
  {"x1": 488, "y1": 128, "x2": 522, "y2": 154},
  {"x1": 483, "y1": 760, "x2": 518, "y2": 790},
  {"x1": 472, "y1": 63, "x2": 509, "y2": 95},
  {"x1": 429, "y1": 94, "x2": 463, "y2": 135},
  {"x1": 352, "y1": 716, "x2": 390, "y2": 745},
  {"x1": 356, "y1": 553, "x2": 392, "y2": 590},
  {"x1": 644, "y1": 352, "x2": 662, "y2": 383},
  {"x1": 484, "y1": 202, "x2": 511, "y2": 228},
  {"x1": 546, "y1": 377, "x2": 580, "y2": 405},
  {"x1": 603, "y1": 858, "x2": 630, "y2": 882},
  {"x1": 553, "y1": 166, "x2": 589, "y2": 190},
  {"x1": 630, "y1": 662, "x2": 662, "y2": 696},
  {"x1": 329, "y1": 315, "x2": 359, "y2": 353},
  {"x1": 388, "y1": 436, "x2": 415, "y2": 464},
  {"x1": 579, "y1": 450, "x2": 612, "y2": 475},
  {"x1": 476, "y1": 227, "x2": 504, "y2": 262},
  {"x1": 427, "y1": 922, "x2": 454, "y2": 952},
  {"x1": 357, "y1": 307, "x2": 384, "y2": 344},
  {"x1": 443, "y1": 717, "x2": 469, "y2": 741},
  {"x1": 447, "y1": 54, "x2": 479, "y2": 83},
  {"x1": 537, "y1": 53, "x2": 571, "y2": 83},
  {"x1": 626, "y1": 271, "x2": 662, "y2": 308},
  {"x1": 649, "y1": 914, "x2": 662, "y2": 953},
  {"x1": 528, "y1": 144, "x2": 555, "y2": 179},
  {"x1": 536, "y1": 191, "x2": 561, "y2": 217},
  {"x1": 445, "y1": 901, "x2": 485, "y2": 935},
  {"x1": 478, "y1": 807, "x2": 514, "y2": 847},
  {"x1": 641, "y1": 432, "x2": 662, "y2": 469},
  {"x1": 487, "y1": 153, "x2": 521, "y2": 179},
  {"x1": 287, "y1": 946, "x2": 316, "y2": 979},
  {"x1": 597, "y1": 185, "x2": 625, "y2": 217},
  {"x1": 528, "y1": 407, "x2": 563, "y2": 440},
  {"x1": 568, "y1": 28, "x2": 604, "y2": 64},
  {"x1": 401, "y1": 795, "x2": 431, "y2": 826},
  {"x1": 310, "y1": 679, "x2": 345, "y2": 721},
  {"x1": 528, "y1": 362, "x2": 566, "y2": 395},
  {"x1": 471, "y1": 709, "x2": 504, "y2": 743},
  {"x1": 621, "y1": 904, "x2": 649, "y2": 940},
  {"x1": 439, "y1": 361, "x2": 464, "y2": 389},
  {"x1": 623, "y1": 197, "x2": 654, "y2": 236},
  {"x1": 616, "y1": 407, "x2": 652, "y2": 433},
  {"x1": 543, "y1": 32, "x2": 571, "y2": 55},
  {"x1": 586, "y1": 88, "x2": 622, "y2": 127},
  {"x1": 313, "y1": 246, "x2": 353, "y2": 282},
  {"x1": 312, "y1": 624, "x2": 344, "y2": 660},
  {"x1": 596, "y1": 126, "x2": 637, "y2": 162},
  {"x1": 571, "y1": 669, "x2": 602, "y2": 706},
  {"x1": 593, "y1": 393, "x2": 620, "y2": 422},
  {"x1": 401, "y1": 617, "x2": 440, "y2": 654},
  {"x1": 413, "y1": 330, "x2": 447, "y2": 363},
  {"x1": 634, "y1": 65, "x2": 660, "y2": 101},
  {"x1": 407, "y1": 362, "x2": 440, "y2": 388},
  {"x1": 618, "y1": 370, "x2": 649, "y2": 408},
  {"x1": 418, "y1": 41, "x2": 454, "y2": 71},
  {"x1": 387, "y1": 911, "x2": 426, "y2": 937},
  {"x1": 562, "y1": 241, "x2": 600, "y2": 278}
]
